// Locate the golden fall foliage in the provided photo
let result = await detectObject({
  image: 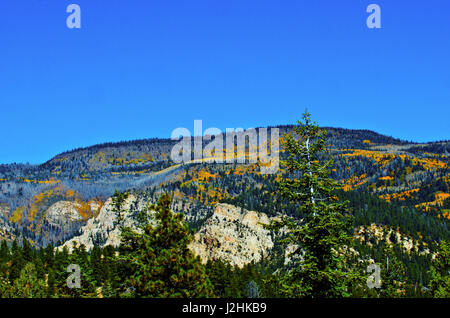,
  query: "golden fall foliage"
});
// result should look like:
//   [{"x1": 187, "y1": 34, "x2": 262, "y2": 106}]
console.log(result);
[
  {"x1": 19, "y1": 177, "x2": 60, "y2": 185},
  {"x1": 73, "y1": 198, "x2": 103, "y2": 221},
  {"x1": 438, "y1": 210, "x2": 450, "y2": 220},
  {"x1": 339, "y1": 149, "x2": 447, "y2": 172},
  {"x1": 10, "y1": 206, "x2": 25, "y2": 224},
  {"x1": 379, "y1": 188, "x2": 420, "y2": 202},
  {"x1": 415, "y1": 192, "x2": 450, "y2": 213},
  {"x1": 28, "y1": 187, "x2": 68, "y2": 222},
  {"x1": 16, "y1": 186, "x2": 103, "y2": 224},
  {"x1": 180, "y1": 168, "x2": 229, "y2": 205},
  {"x1": 341, "y1": 174, "x2": 368, "y2": 191},
  {"x1": 412, "y1": 157, "x2": 448, "y2": 171},
  {"x1": 340, "y1": 149, "x2": 396, "y2": 168},
  {"x1": 197, "y1": 169, "x2": 218, "y2": 182}
]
